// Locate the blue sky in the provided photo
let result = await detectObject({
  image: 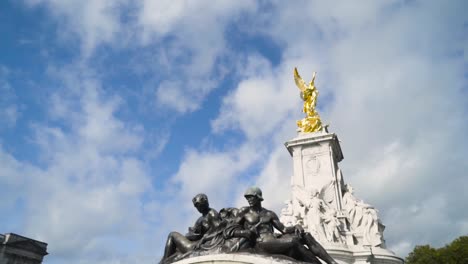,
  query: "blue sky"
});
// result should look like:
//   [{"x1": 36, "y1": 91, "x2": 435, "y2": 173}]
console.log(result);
[{"x1": 1, "y1": 1, "x2": 467, "y2": 263}]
